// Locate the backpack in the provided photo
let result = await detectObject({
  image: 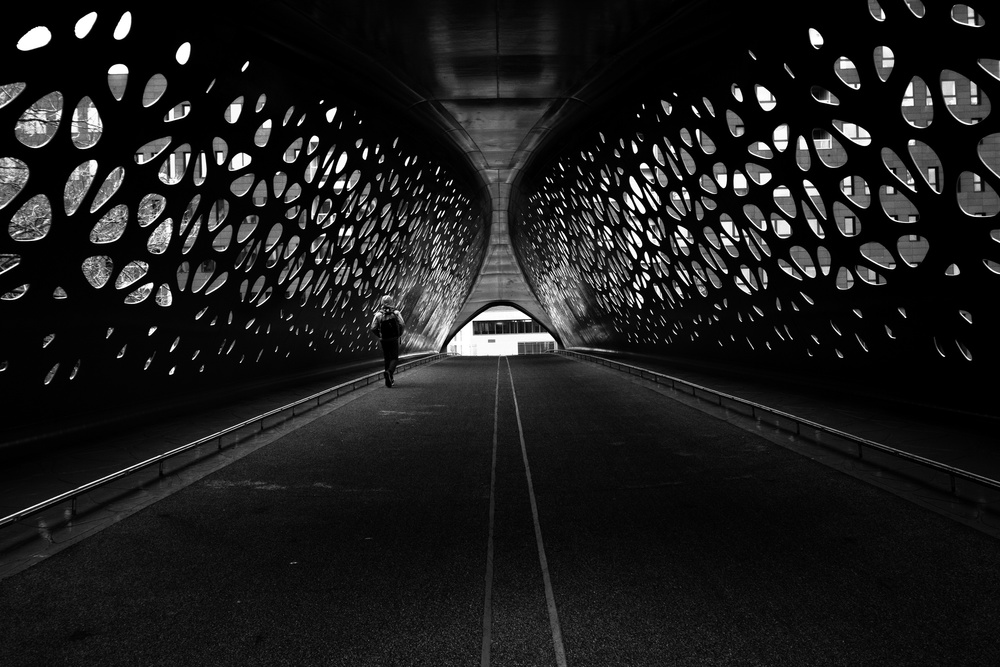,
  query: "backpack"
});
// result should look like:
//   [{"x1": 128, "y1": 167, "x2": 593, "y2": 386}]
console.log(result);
[{"x1": 379, "y1": 309, "x2": 400, "y2": 338}]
